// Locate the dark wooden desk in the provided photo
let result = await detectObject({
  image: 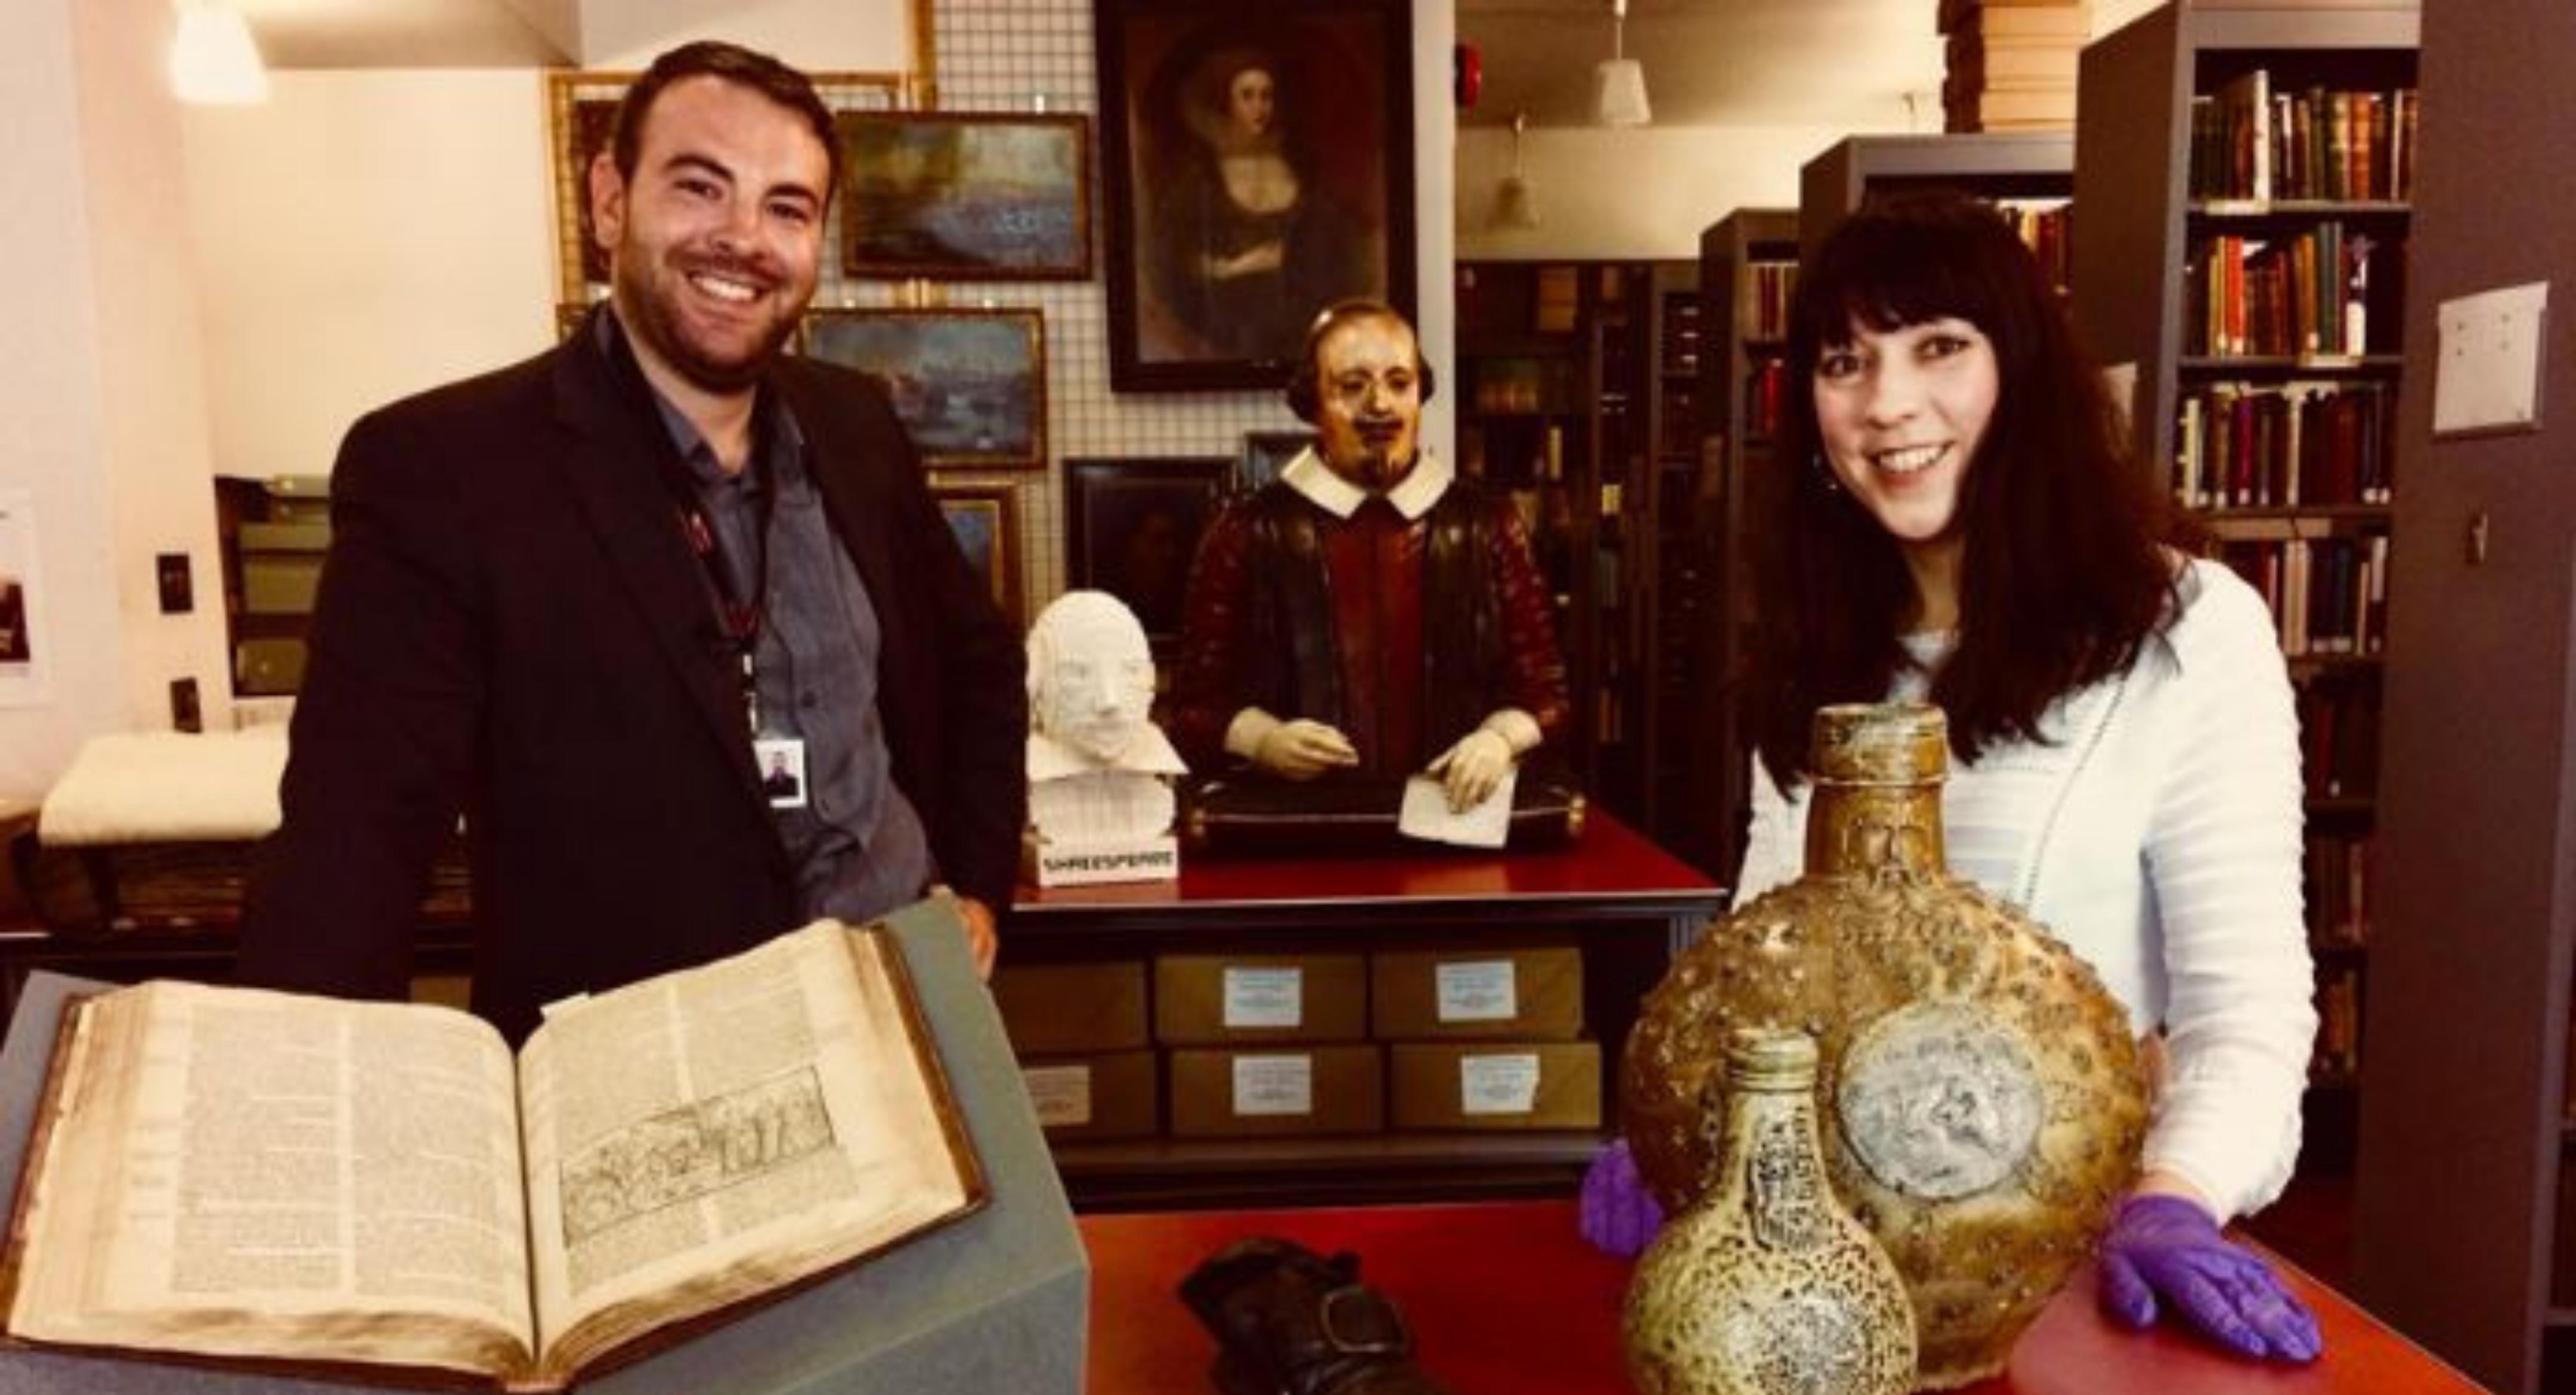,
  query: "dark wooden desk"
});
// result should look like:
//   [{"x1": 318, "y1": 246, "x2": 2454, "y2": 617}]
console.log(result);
[
  {"x1": 1011, "y1": 812, "x2": 1726, "y2": 1210},
  {"x1": 1081, "y1": 1200, "x2": 2491, "y2": 1394}
]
